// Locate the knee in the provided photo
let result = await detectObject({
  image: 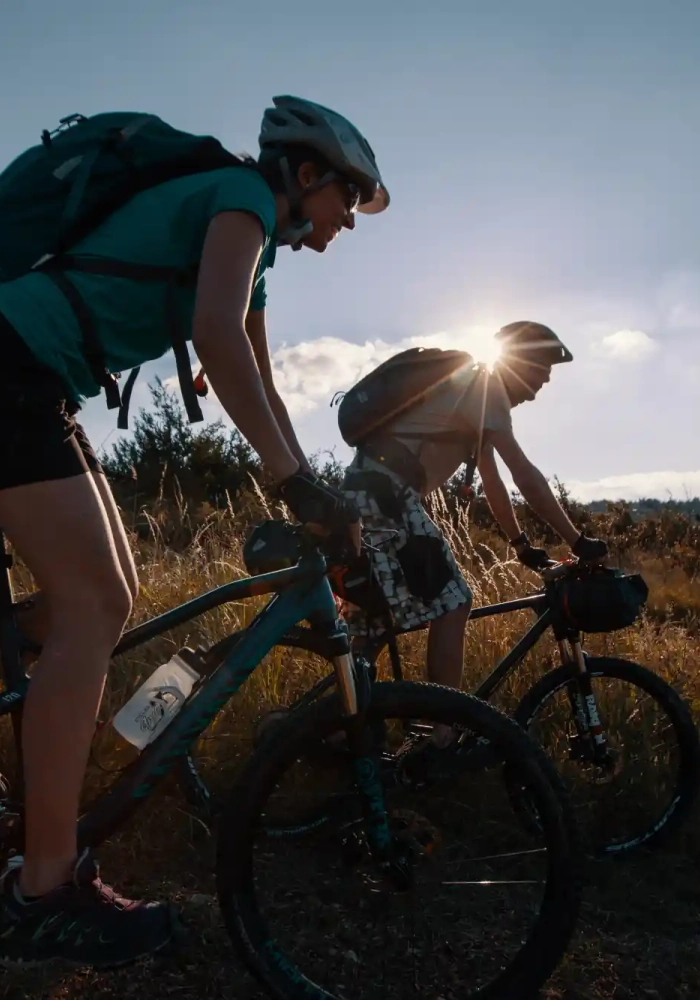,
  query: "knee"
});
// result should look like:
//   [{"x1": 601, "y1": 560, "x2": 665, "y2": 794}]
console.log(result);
[
  {"x1": 124, "y1": 568, "x2": 139, "y2": 606},
  {"x1": 115, "y1": 550, "x2": 139, "y2": 605},
  {"x1": 49, "y1": 572, "x2": 133, "y2": 643},
  {"x1": 92, "y1": 574, "x2": 133, "y2": 632}
]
